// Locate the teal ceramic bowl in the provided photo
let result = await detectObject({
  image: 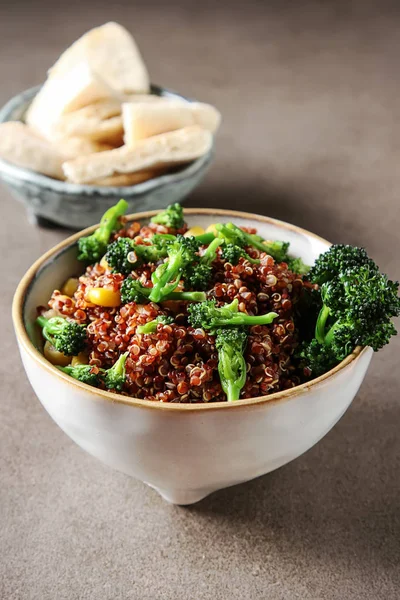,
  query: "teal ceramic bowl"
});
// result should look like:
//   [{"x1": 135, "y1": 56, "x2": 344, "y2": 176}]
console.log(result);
[{"x1": 0, "y1": 85, "x2": 214, "y2": 229}]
